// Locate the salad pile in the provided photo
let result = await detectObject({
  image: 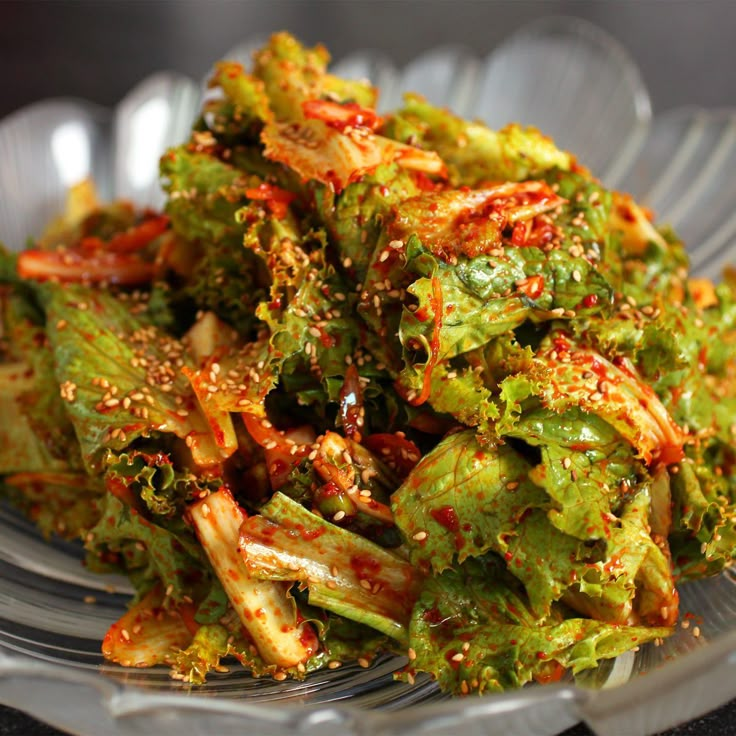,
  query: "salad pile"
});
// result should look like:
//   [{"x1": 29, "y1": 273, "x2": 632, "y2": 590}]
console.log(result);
[{"x1": 1, "y1": 33, "x2": 735, "y2": 695}]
